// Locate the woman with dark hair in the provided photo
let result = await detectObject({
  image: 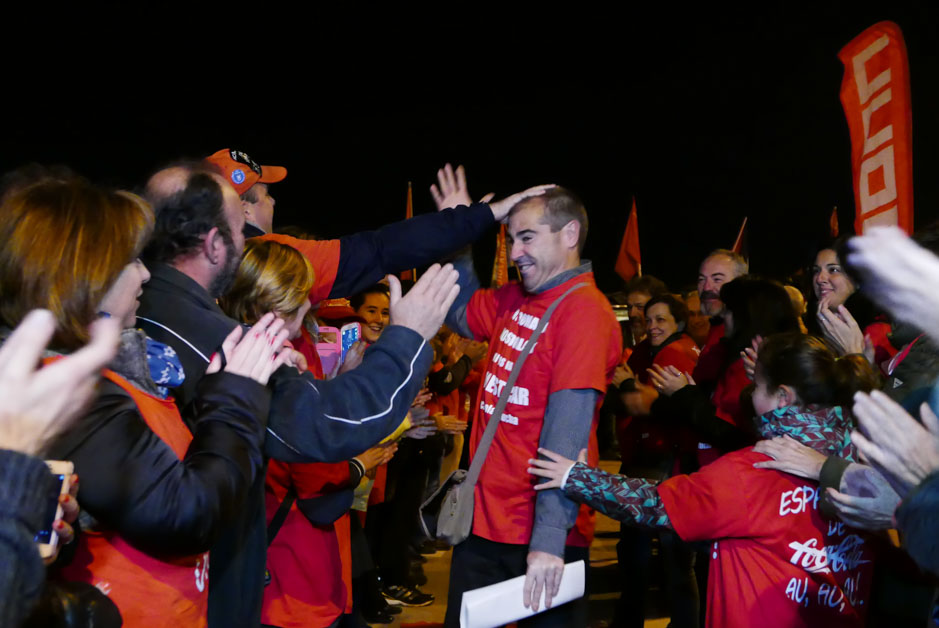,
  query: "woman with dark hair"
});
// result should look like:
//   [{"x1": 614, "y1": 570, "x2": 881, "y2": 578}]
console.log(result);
[
  {"x1": 530, "y1": 332, "x2": 878, "y2": 627},
  {"x1": 613, "y1": 293, "x2": 703, "y2": 628},
  {"x1": 649, "y1": 277, "x2": 801, "y2": 466},
  {"x1": 807, "y1": 239, "x2": 896, "y2": 367},
  {"x1": 0, "y1": 176, "x2": 289, "y2": 627}
]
